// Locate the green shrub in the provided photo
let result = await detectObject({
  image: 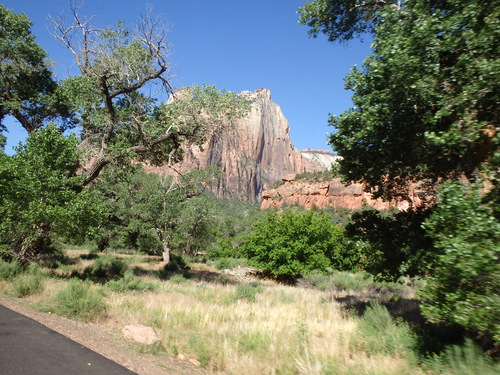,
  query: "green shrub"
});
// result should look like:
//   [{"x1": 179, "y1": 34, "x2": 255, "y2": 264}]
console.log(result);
[
  {"x1": 168, "y1": 274, "x2": 188, "y2": 284},
  {"x1": 0, "y1": 259, "x2": 22, "y2": 280},
  {"x1": 106, "y1": 270, "x2": 156, "y2": 292},
  {"x1": 240, "y1": 211, "x2": 348, "y2": 278},
  {"x1": 86, "y1": 254, "x2": 126, "y2": 280},
  {"x1": 12, "y1": 272, "x2": 45, "y2": 297},
  {"x1": 55, "y1": 279, "x2": 106, "y2": 321},
  {"x1": 421, "y1": 182, "x2": 500, "y2": 343},
  {"x1": 235, "y1": 283, "x2": 264, "y2": 302},
  {"x1": 424, "y1": 340, "x2": 500, "y2": 375},
  {"x1": 303, "y1": 270, "x2": 375, "y2": 292},
  {"x1": 352, "y1": 302, "x2": 416, "y2": 357},
  {"x1": 155, "y1": 254, "x2": 187, "y2": 279}
]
